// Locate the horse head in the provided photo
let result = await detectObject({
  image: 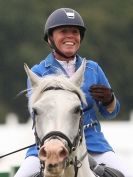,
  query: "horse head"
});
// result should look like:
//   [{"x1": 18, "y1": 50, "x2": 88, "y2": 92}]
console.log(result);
[{"x1": 24, "y1": 60, "x2": 95, "y2": 177}]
